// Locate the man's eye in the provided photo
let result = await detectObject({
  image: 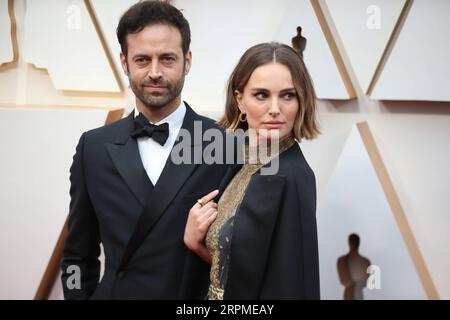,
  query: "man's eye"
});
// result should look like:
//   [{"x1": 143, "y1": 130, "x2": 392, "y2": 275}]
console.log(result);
[
  {"x1": 163, "y1": 56, "x2": 175, "y2": 62},
  {"x1": 135, "y1": 58, "x2": 147, "y2": 64}
]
